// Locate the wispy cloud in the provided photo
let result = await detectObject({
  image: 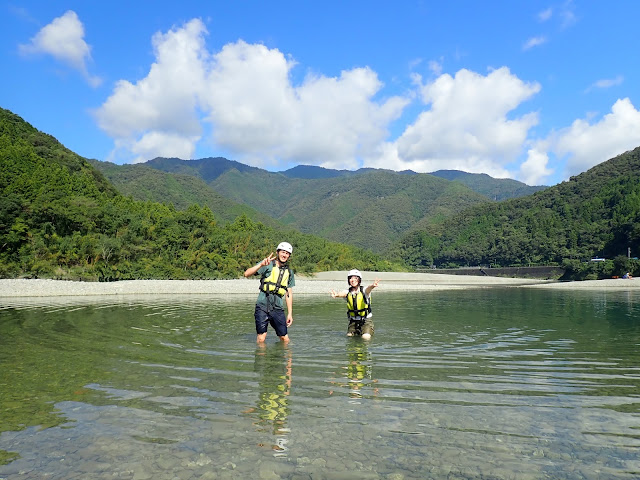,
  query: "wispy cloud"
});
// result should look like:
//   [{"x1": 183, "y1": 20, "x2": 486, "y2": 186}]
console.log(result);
[
  {"x1": 8, "y1": 4, "x2": 39, "y2": 24},
  {"x1": 522, "y1": 36, "x2": 547, "y2": 51},
  {"x1": 428, "y1": 59, "x2": 443, "y2": 76},
  {"x1": 559, "y1": 0, "x2": 578, "y2": 29},
  {"x1": 527, "y1": 2, "x2": 577, "y2": 52},
  {"x1": 584, "y1": 75, "x2": 624, "y2": 93},
  {"x1": 538, "y1": 8, "x2": 553, "y2": 22}
]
